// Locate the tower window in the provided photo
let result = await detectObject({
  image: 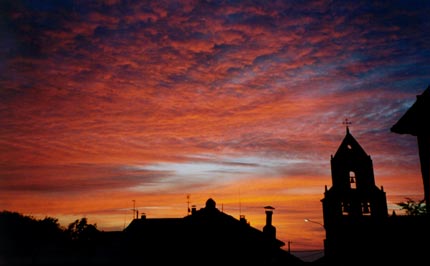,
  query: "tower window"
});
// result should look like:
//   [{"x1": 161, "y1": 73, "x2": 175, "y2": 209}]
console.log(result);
[
  {"x1": 342, "y1": 202, "x2": 350, "y2": 215},
  {"x1": 349, "y1": 171, "x2": 356, "y2": 189},
  {"x1": 347, "y1": 144, "x2": 352, "y2": 150},
  {"x1": 362, "y1": 202, "x2": 371, "y2": 215}
]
